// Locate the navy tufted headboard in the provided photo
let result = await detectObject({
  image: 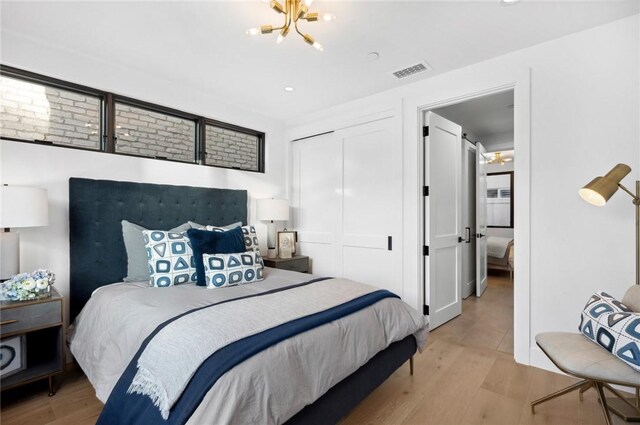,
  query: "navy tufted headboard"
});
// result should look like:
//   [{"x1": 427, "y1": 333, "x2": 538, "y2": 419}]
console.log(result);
[{"x1": 69, "y1": 178, "x2": 248, "y2": 321}]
